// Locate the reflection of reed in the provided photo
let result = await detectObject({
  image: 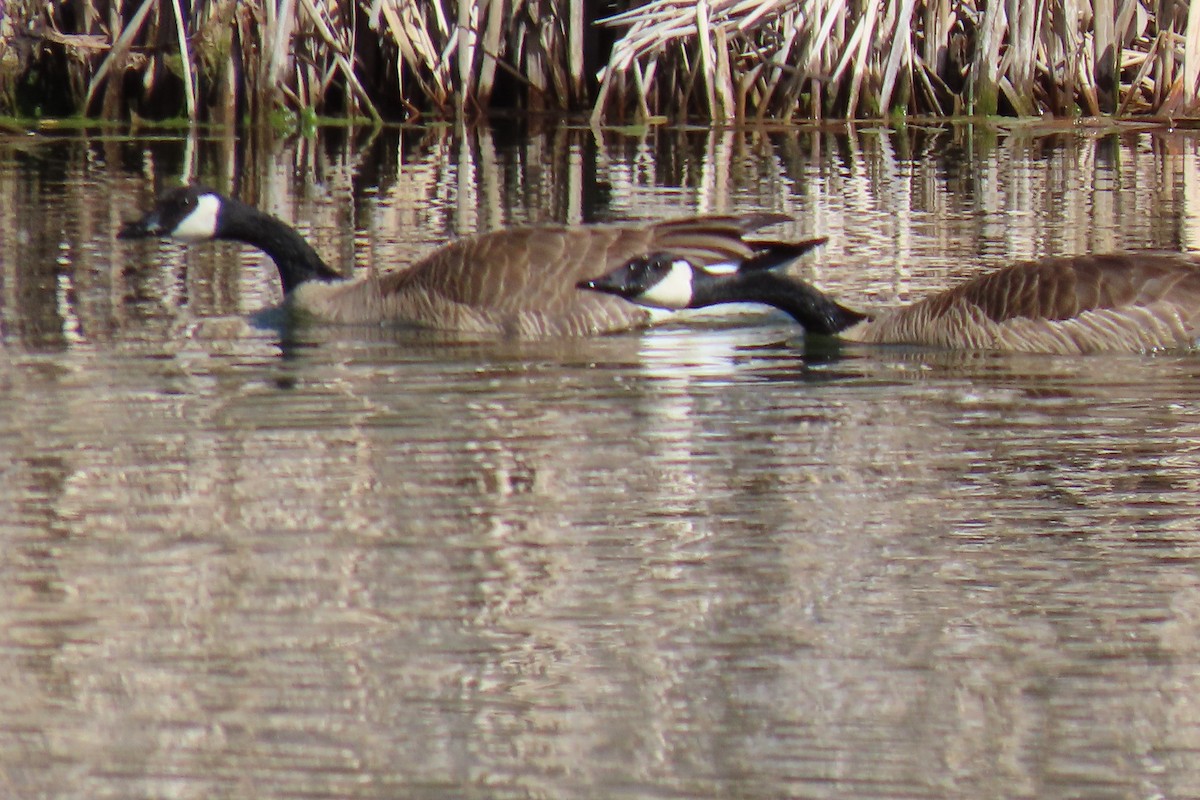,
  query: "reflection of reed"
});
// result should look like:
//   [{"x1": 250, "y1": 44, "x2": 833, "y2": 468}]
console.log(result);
[
  {"x1": 2, "y1": 125, "x2": 1200, "y2": 347},
  {"x1": 7, "y1": 129, "x2": 1200, "y2": 799},
  {"x1": 5, "y1": 1, "x2": 1200, "y2": 121}
]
